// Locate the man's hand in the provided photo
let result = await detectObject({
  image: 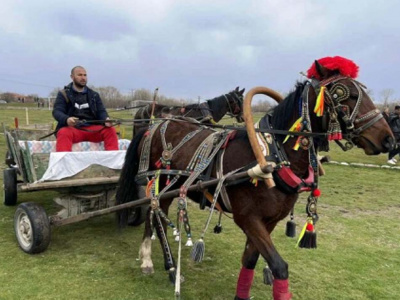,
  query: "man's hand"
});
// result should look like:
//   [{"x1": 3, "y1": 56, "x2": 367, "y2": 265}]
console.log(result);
[
  {"x1": 105, "y1": 117, "x2": 112, "y2": 127},
  {"x1": 67, "y1": 117, "x2": 79, "y2": 126}
]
